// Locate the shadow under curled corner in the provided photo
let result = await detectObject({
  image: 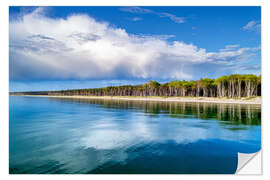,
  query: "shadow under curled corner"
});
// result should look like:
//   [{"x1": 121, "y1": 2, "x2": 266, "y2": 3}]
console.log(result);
[{"x1": 236, "y1": 150, "x2": 262, "y2": 174}]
